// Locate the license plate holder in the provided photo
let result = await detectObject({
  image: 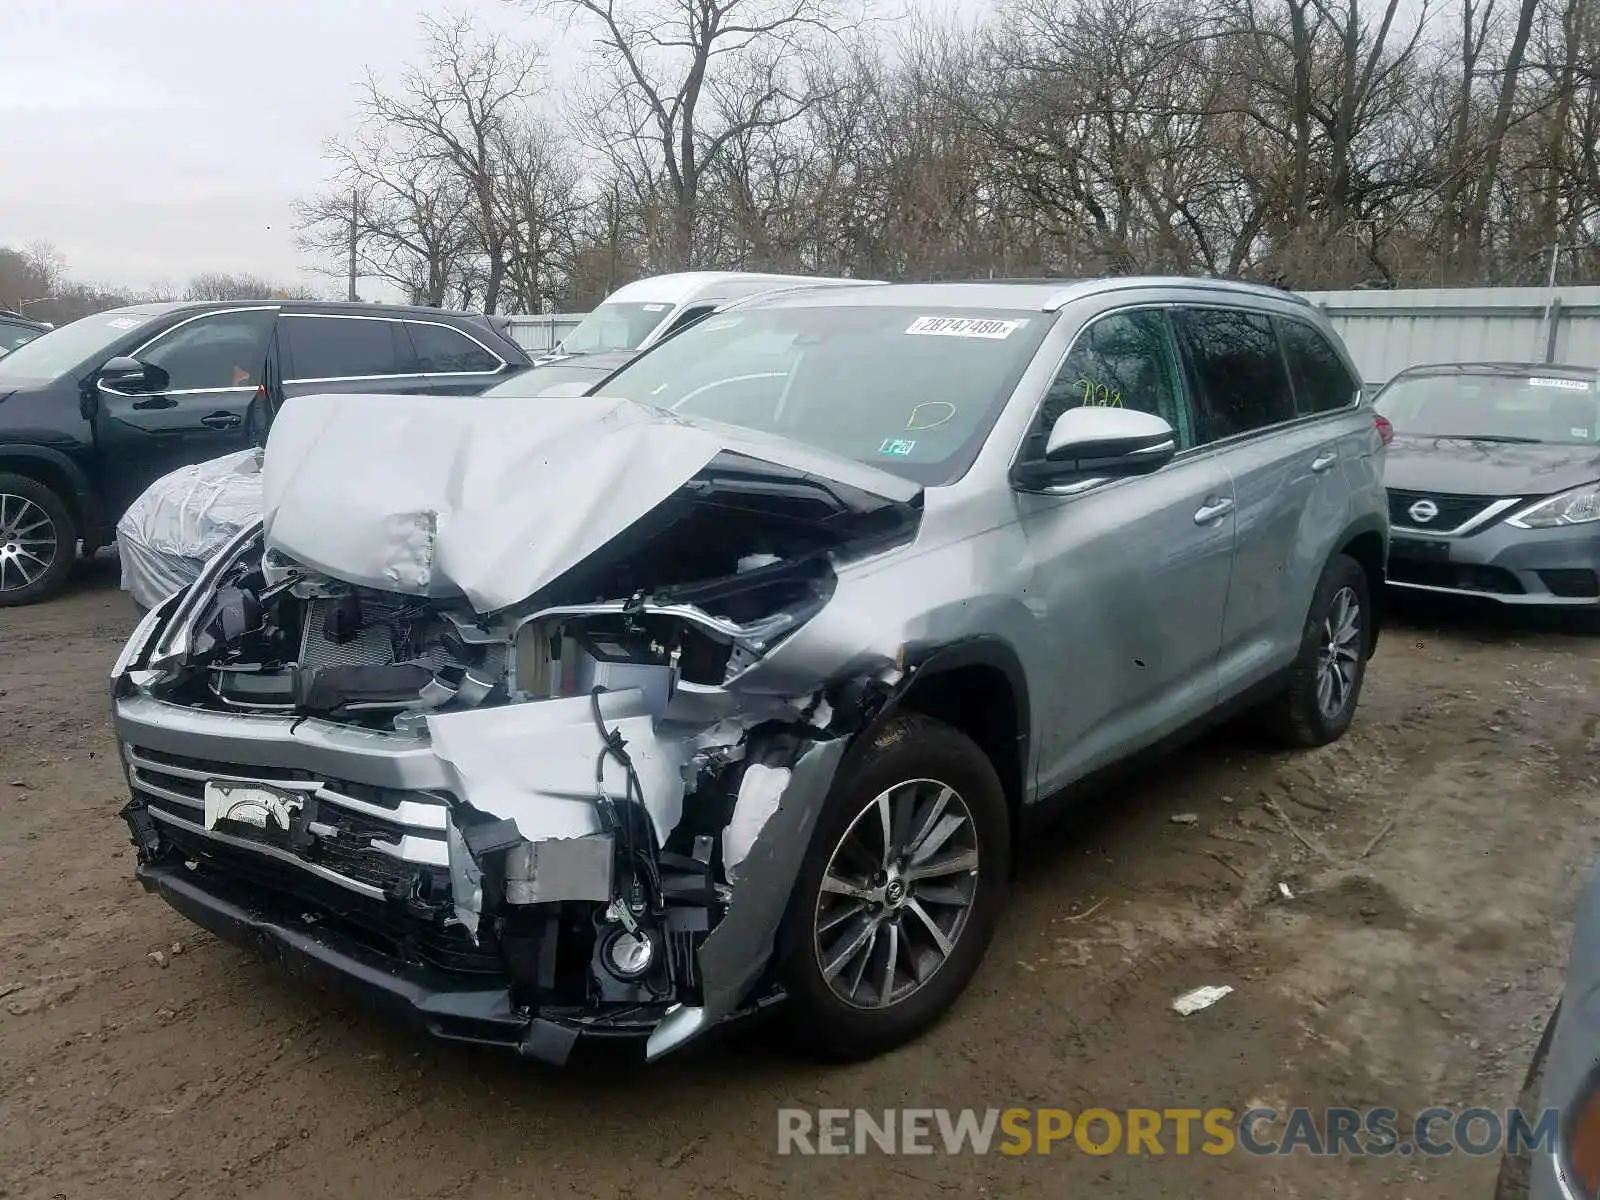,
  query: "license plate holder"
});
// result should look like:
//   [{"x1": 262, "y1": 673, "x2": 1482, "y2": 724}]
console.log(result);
[
  {"x1": 203, "y1": 780, "x2": 307, "y2": 842},
  {"x1": 1390, "y1": 535, "x2": 1451, "y2": 562}
]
